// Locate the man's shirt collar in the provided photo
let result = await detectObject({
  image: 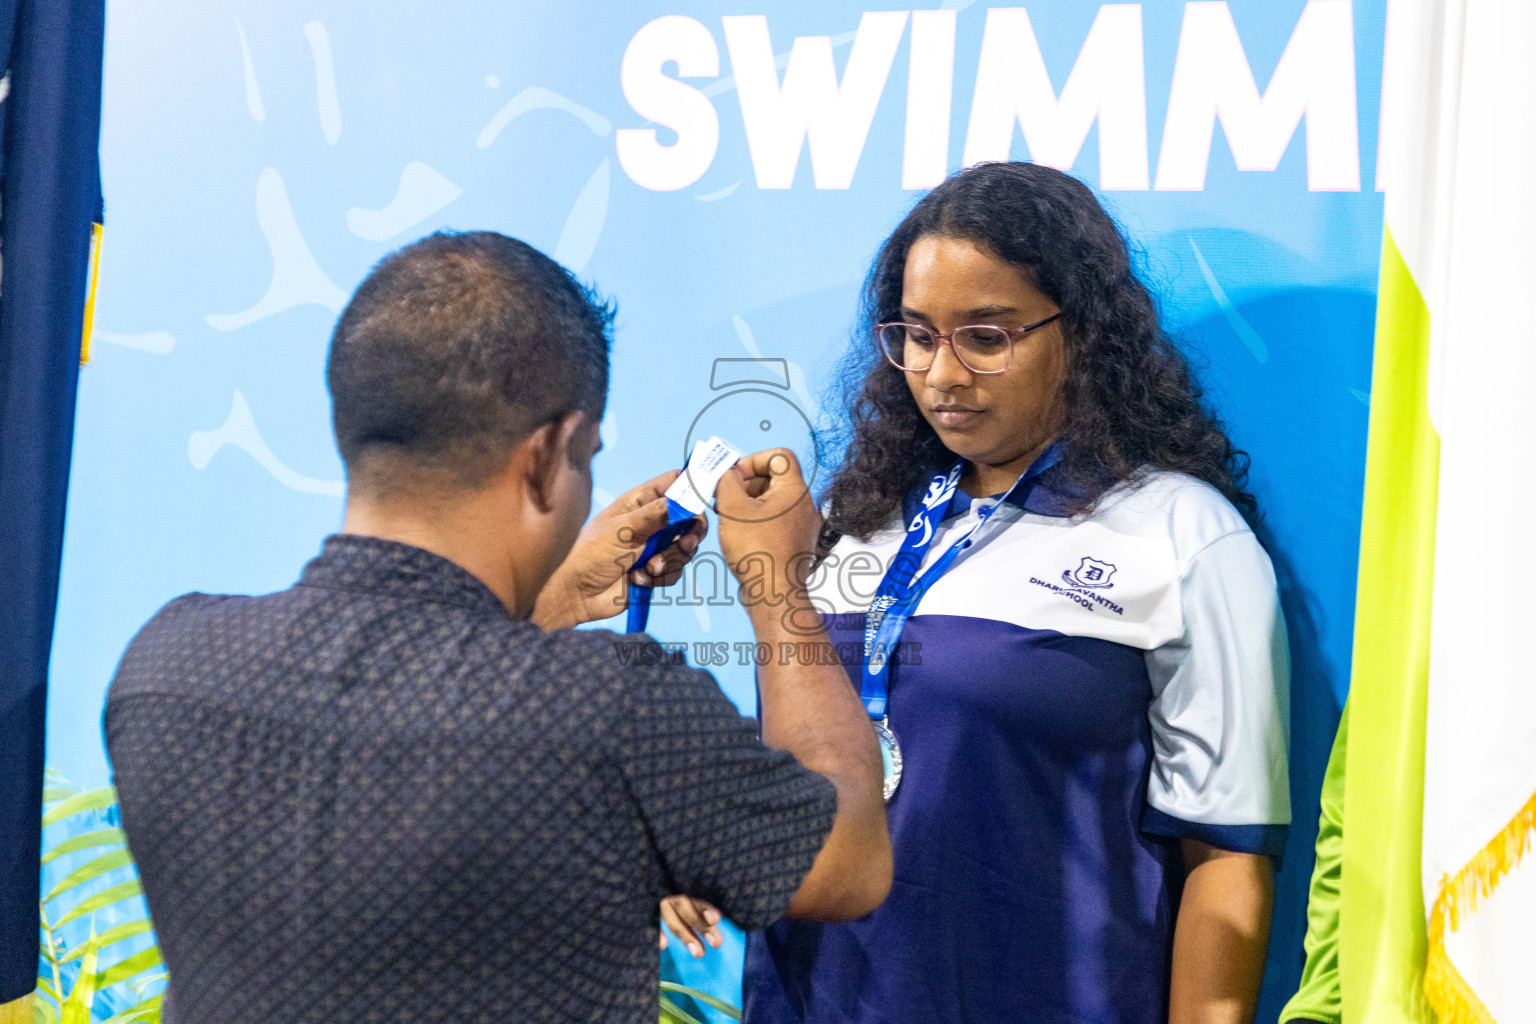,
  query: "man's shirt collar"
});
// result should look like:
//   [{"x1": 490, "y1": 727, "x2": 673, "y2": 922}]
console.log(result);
[{"x1": 297, "y1": 534, "x2": 508, "y2": 615}]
